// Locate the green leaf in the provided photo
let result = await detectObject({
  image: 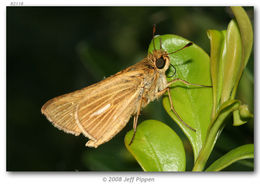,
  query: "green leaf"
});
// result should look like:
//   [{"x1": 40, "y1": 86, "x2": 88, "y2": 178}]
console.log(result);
[
  {"x1": 207, "y1": 29, "x2": 226, "y2": 119},
  {"x1": 206, "y1": 144, "x2": 254, "y2": 171},
  {"x1": 208, "y1": 20, "x2": 243, "y2": 113},
  {"x1": 148, "y1": 35, "x2": 212, "y2": 160},
  {"x1": 230, "y1": 7, "x2": 254, "y2": 125},
  {"x1": 125, "y1": 120, "x2": 186, "y2": 171},
  {"x1": 231, "y1": 7, "x2": 253, "y2": 76},
  {"x1": 208, "y1": 7, "x2": 253, "y2": 120},
  {"x1": 221, "y1": 20, "x2": 242, "y2": 104},
  {"x1": 193, "y1": 100, "x2": 240, "y2": 171}
]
